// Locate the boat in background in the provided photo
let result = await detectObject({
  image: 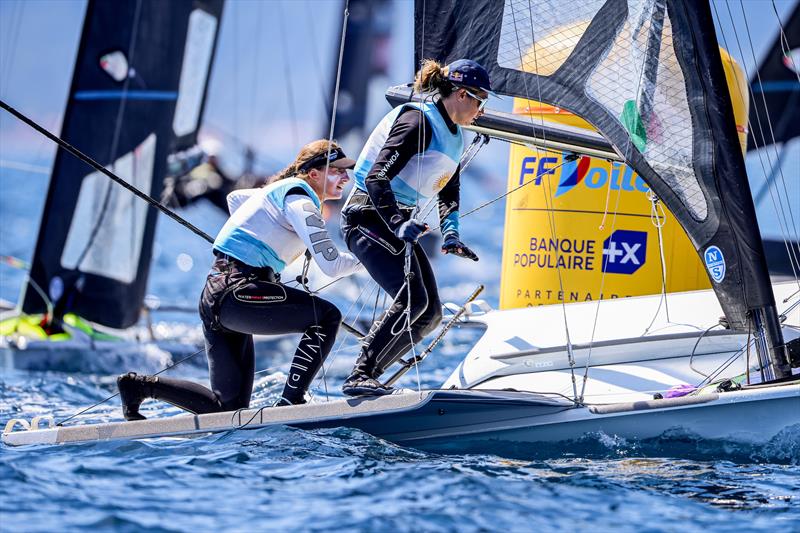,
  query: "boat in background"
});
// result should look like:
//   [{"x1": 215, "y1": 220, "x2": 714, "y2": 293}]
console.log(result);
[{"x1": 1, "y1": 0, "x2": 224, "y2": 372}]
